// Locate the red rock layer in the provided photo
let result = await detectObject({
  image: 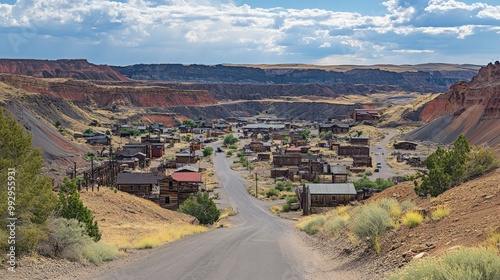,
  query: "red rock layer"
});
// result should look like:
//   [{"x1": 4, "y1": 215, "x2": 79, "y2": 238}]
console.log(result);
[{"x1": 0, "y1": 74, "x2": 217, "y2": 107}]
